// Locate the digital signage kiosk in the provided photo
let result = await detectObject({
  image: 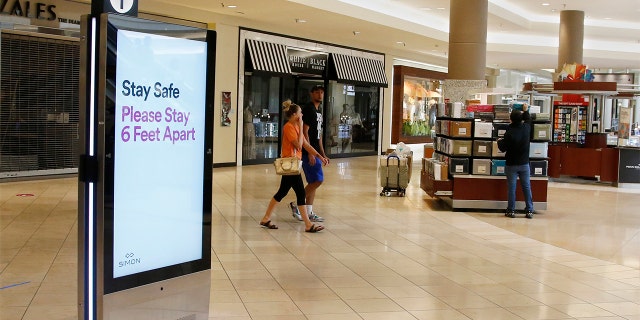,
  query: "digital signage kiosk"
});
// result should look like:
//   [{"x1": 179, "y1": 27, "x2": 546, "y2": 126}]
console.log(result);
[{"x1": 78, "y1": 13, "x2": 214, "y2": 320}]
